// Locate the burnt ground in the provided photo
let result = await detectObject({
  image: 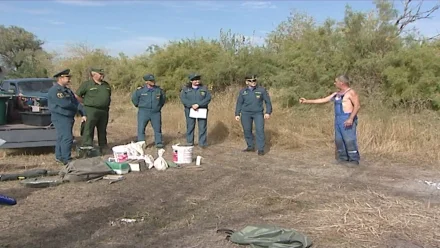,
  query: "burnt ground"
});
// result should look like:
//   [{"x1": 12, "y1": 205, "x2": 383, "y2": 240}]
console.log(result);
[{"x1": 0, "y1": 142, "x2": 439, "y2": 248}]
